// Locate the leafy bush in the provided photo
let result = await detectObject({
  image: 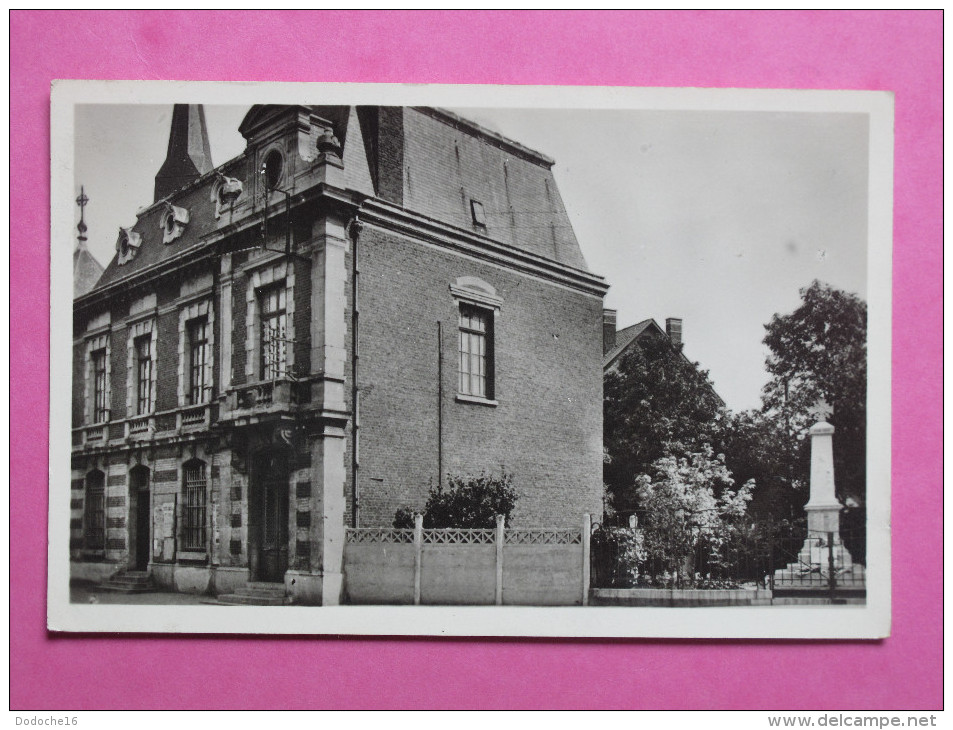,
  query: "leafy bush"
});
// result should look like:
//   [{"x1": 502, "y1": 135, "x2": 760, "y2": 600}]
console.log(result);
[
  {"x1": 635, "y1": 445, "x2": 753, "y2": 587},
  {"x1": 392, "y1": 507, "x2": 416, "y2": 529},
  {"x1": 393, "y1": 471, "x2": 518, "y2": 529},
  {"x1": 590, "y1": 525, "x2": 644, "y2": 587}
]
